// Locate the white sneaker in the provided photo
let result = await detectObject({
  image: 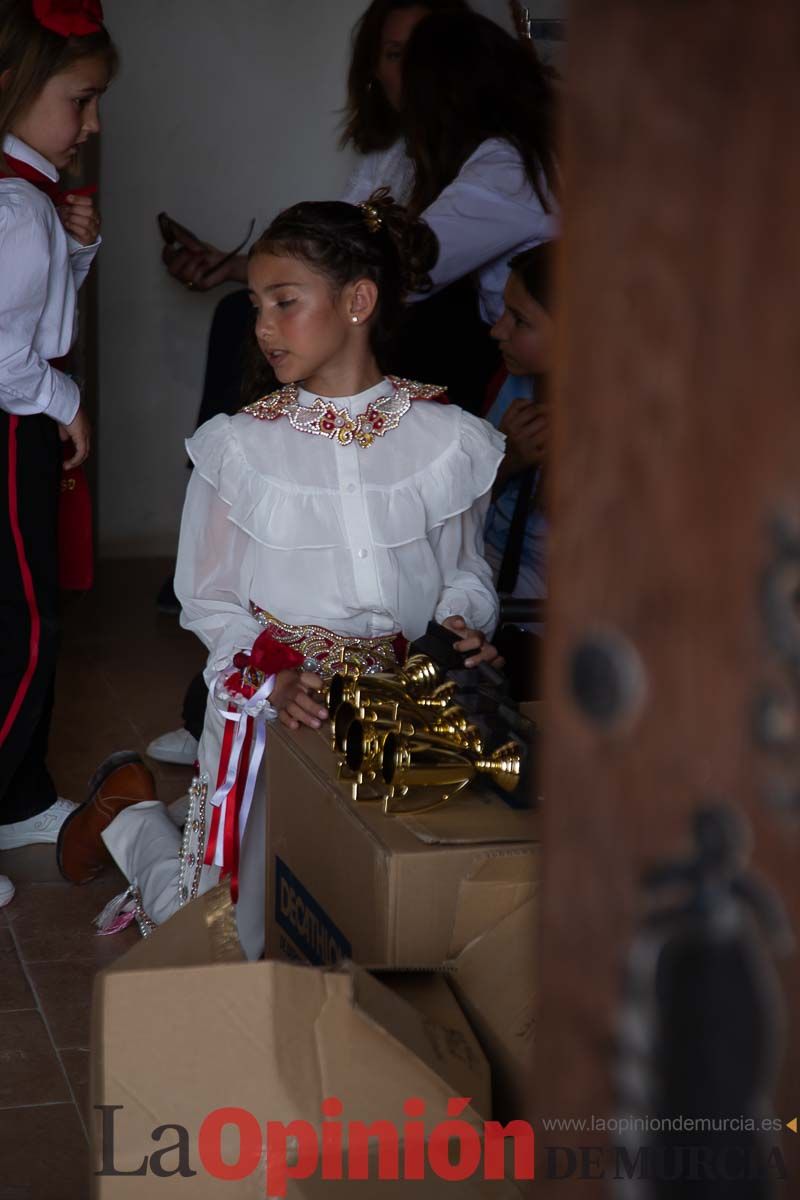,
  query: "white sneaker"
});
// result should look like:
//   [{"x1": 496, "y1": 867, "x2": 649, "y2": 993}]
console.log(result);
[
  {"x1": 0, "y1": 874, "x2": 14, "y2": 907},
  {"x1": 0, "y1": 797, "x2": 78, "y2": 850},
  {"x1": 146, "y1": 728, "x2": 199, "y2": 766}
]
